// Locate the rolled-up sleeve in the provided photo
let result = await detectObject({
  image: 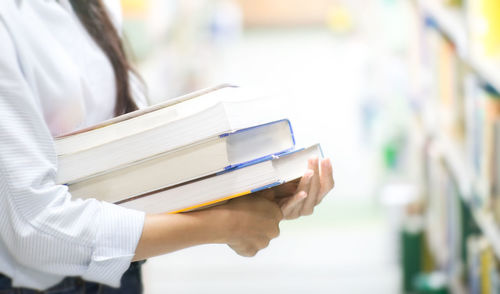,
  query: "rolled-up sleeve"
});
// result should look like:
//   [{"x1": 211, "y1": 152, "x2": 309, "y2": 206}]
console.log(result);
[{"x1": 0, "y1": 18, "x2": 145, "y2": 289}]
